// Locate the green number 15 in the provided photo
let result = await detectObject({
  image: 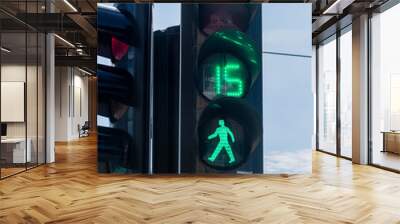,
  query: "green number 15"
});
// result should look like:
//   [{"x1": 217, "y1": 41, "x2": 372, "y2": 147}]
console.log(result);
[{"x1": 215, "y1": 63, "x2": 244, "y2": 97}]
